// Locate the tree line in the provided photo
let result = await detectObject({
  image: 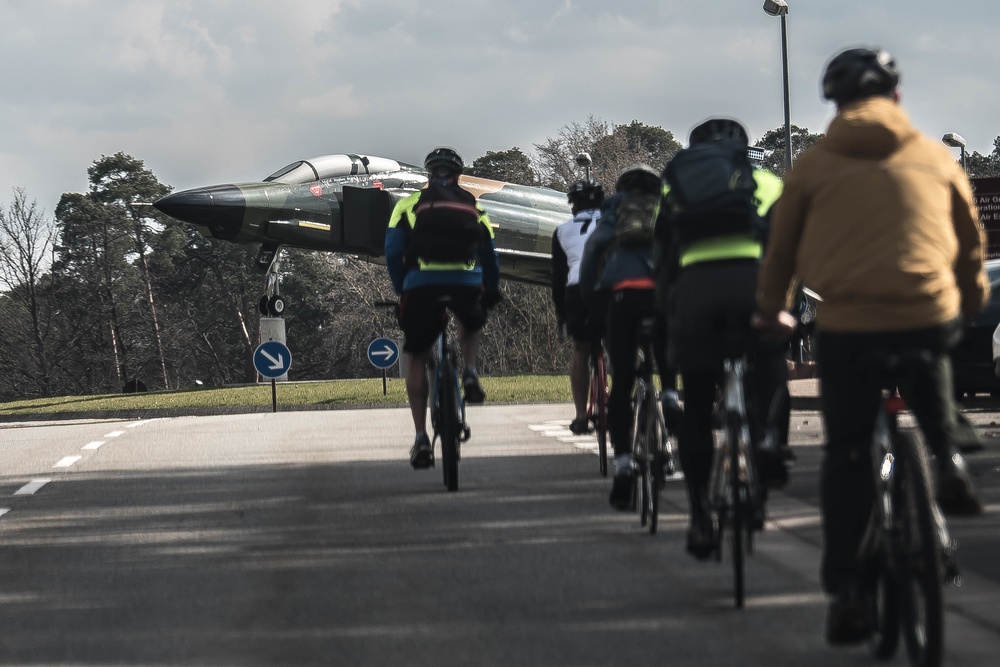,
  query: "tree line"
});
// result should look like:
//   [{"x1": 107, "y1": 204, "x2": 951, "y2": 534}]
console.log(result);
[{"x1": 1, "y1": 119, "x2": 998, "y2": 402}]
